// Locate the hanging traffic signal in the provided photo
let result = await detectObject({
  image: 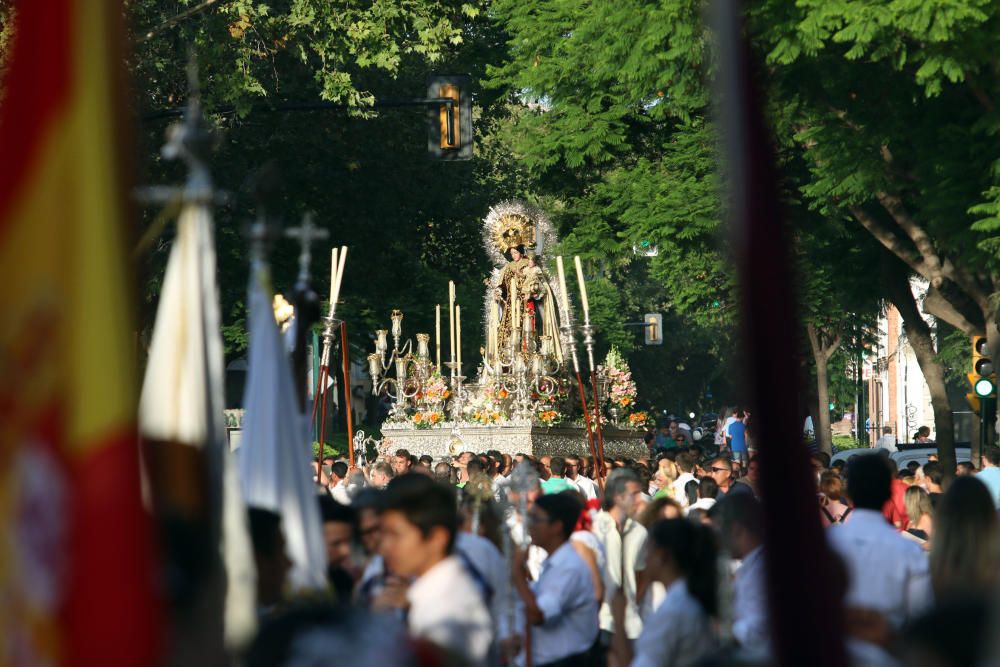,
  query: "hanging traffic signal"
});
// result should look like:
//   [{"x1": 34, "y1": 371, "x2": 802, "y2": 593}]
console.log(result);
[
  {"x1": 973, "y1": 336, "x2": 992, "y2": 376},
  {"x1": 427, "y1": 75, "x2": 473, "y2": 160},
  {"x1": 644, "y1": 313, "x2": 663, "y2": 345},
  {"x1": 969, "y1": 335, "x2": 995, "y2": 408}
]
